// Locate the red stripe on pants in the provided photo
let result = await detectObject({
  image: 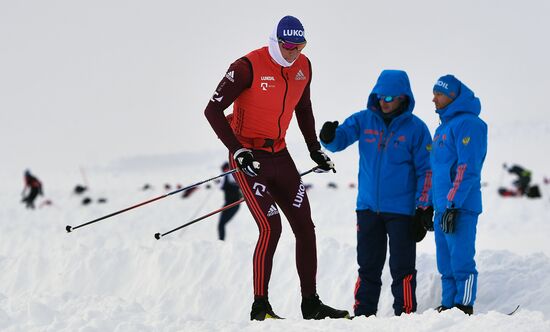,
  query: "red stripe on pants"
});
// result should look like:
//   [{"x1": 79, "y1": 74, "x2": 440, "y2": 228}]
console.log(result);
[
  {"x1": 403, "y1": 274, "x2": 413, "y2": 314},
  {"x1": 353, "y1": 275, "x2": 361, "y2": 311},
  {"x1": 229, "y1": 157, "x2": 272, "y2": 296},
  {"x1": 228, "y1": 149, "x2": 317, "y2": 298}
]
